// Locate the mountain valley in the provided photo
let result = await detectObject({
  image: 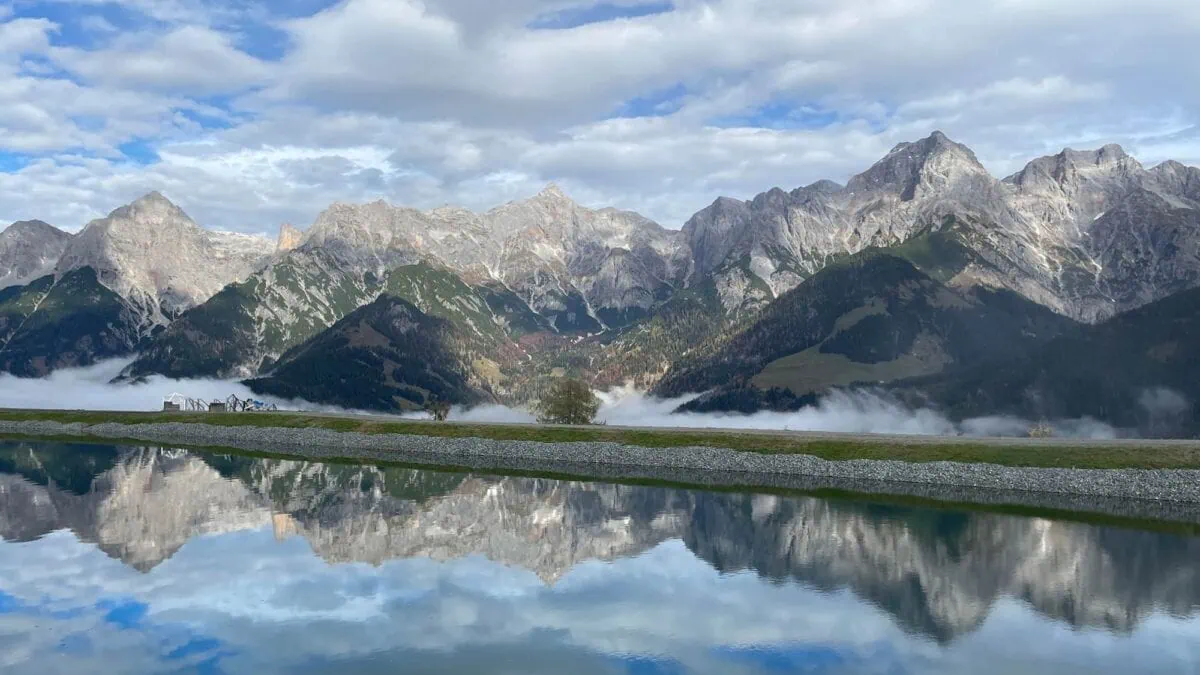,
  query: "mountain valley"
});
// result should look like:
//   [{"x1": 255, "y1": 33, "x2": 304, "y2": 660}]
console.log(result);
[{"x1": 2, "y1": 132, "x2": 1199, "y2": 432}]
